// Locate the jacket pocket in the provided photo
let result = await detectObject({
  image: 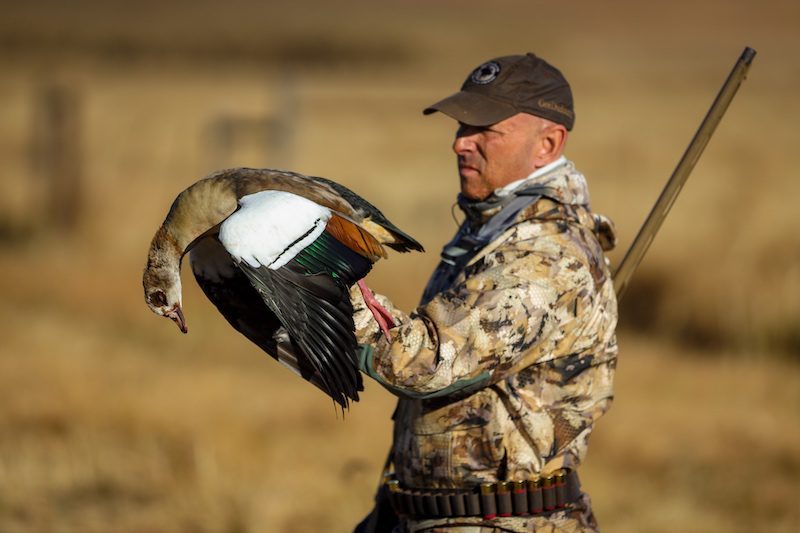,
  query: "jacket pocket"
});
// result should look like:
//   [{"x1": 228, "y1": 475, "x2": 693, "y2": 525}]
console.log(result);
[{"x1": 394, "y1": 388, "x2": 506, "y2": 487}]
